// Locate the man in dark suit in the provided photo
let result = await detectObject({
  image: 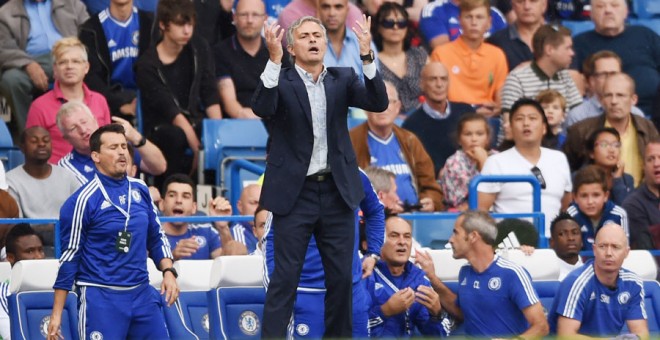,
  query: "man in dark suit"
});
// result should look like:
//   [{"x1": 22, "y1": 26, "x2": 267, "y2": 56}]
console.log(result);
[{"x1": 251, "y1": 15, "x2": 388, "y2": 338}]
